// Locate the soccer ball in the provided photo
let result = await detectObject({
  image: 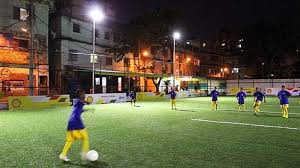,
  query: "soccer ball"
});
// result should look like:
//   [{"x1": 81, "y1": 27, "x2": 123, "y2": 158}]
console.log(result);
[{"x1": 86, "y1": 150, "x2": 99, "y2": 161}]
